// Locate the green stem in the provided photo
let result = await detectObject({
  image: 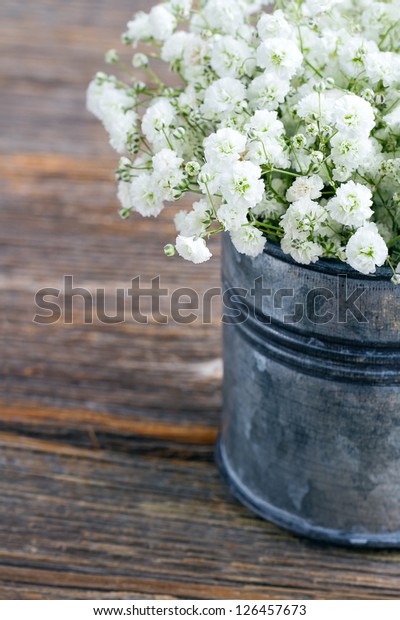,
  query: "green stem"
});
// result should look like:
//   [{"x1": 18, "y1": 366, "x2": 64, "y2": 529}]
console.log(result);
[
  {"x1": 386, "y1": 255, "x2": 397, "y2": 277},
  {"x1": 161, "y1": 128, "x2": 174, "y2": 150},
  {"x1": 380, "y1": 18, "x2": 400, "y2": 48},
  {"x1": 254, "y1": 221, "x2": 284, "y2": 237},
  {"x1": 203, "y1": 182, "x2": 218, "y2": 219},
  {"x1": 269, "y1": 168, "x2": 302, "y2": 178}
]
